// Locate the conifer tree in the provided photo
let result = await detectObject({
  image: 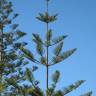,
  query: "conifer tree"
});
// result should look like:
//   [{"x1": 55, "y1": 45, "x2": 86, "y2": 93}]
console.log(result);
[
  {"x1": 17, "y1": 0, "x2": 92, "y2": 96},
  {"x1": 0, "y1": 0, "x2": 28, "y2": 95},
  {"x1": 2, "y1": 0, "x2": 92, "y2": 96}
]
